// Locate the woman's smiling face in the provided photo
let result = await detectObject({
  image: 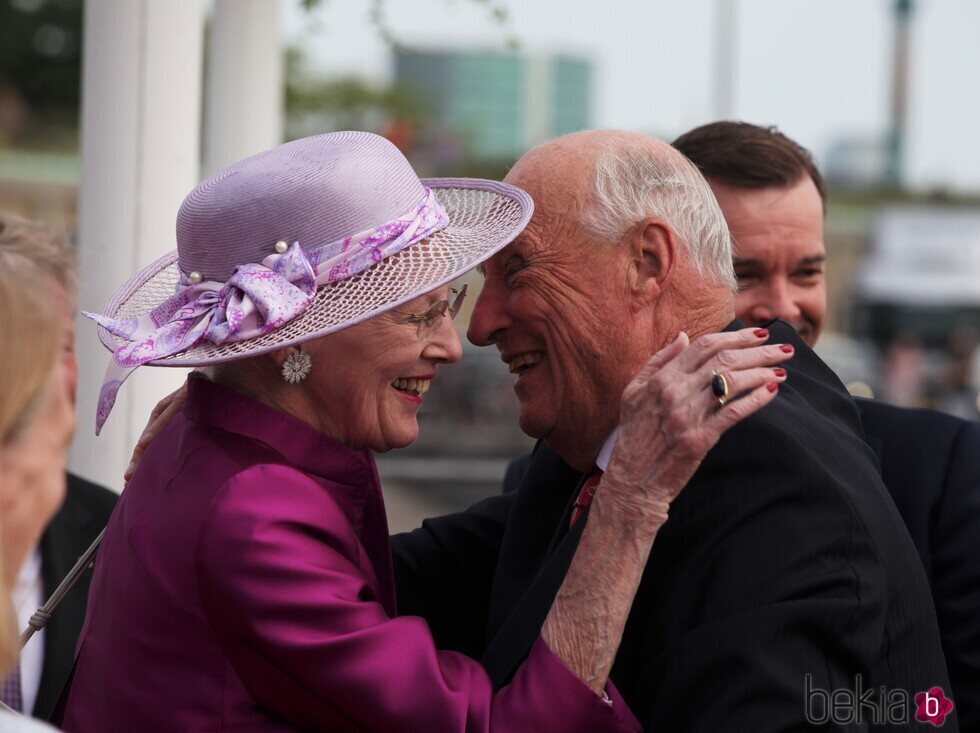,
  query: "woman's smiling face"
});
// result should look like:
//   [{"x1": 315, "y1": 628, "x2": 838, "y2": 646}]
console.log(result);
[{"x1": 302, "y1": 285, "x2": 463, "y2": 452}]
